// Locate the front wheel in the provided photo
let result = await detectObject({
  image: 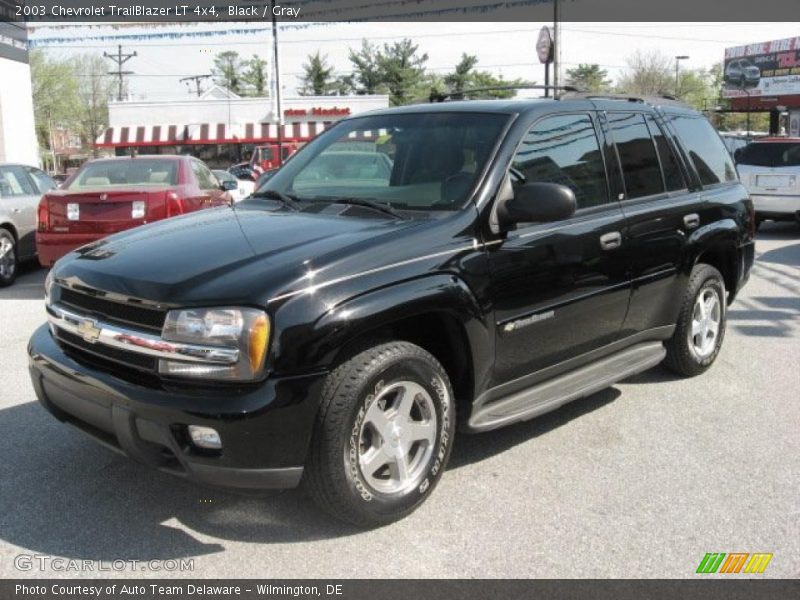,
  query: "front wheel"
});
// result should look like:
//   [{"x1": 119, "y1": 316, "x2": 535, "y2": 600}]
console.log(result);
[
  {"x1": 0, "y1": 229, "x2": 18, "y2": 287},
  {"x1": 304, "y1": 341, "x2": 455, "y2": 527},
  {"x1": 664, "y1": 264, "x2": 727, "y2": 377}
]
